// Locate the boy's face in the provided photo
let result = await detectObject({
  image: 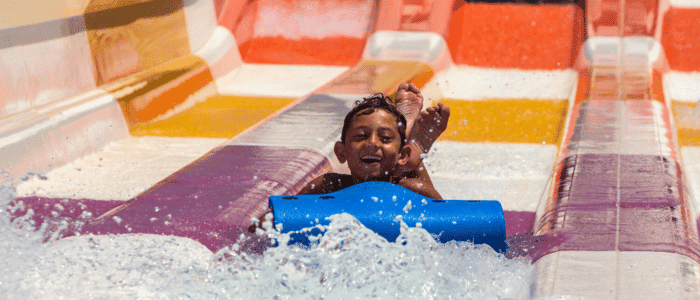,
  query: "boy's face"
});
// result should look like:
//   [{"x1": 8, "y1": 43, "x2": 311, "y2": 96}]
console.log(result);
[{"x1": 335, "y1": 108, "x2": 408, "y2": 181}]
